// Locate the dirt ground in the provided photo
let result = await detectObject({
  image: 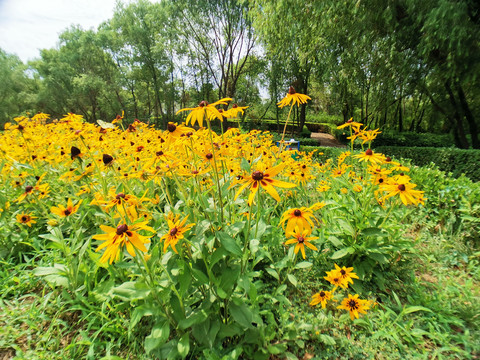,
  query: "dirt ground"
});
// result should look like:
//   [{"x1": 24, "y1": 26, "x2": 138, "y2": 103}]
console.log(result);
[{"x1": 310, "y1": 132, "x2": 346, "y2": 148}]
